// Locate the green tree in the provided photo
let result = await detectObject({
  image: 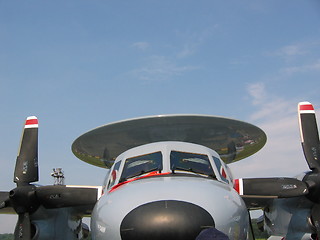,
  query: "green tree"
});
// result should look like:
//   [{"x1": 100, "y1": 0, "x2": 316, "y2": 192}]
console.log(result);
[{"x1": 0, "y1": 234, "x2": 14, "y2": 240}]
